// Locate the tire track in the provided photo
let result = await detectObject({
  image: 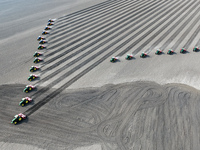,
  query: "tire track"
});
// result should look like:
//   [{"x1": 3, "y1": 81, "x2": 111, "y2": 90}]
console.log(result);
[
  {"x1": 2, "y1": 82, "x2": 200, "y2": 149},
  {"x1": 139, "y1": 3, "x2": 199, "y2": 54},
  {"x1": 52, "y1": 0, "x2": 123, "y2": 30},
  {"x1": 56, "y1": 0, "x2": 112, "y2": 22},
  {"x1": 46, "y1": 0, "x2": 155, "y2": 53},
  {"x1": 24, "y1": 0, "x2": 196, "y2": 121},
  {"x1": 195, "y1": 39, "x2": 200, "y2": 46},
  {"x1": 47, "y1": 89, "x2": 114, "y2": 128},
  {"x1": 41, "y1": 0, "x2": 168, "y2": 68},
  {"x1": 183, "y1": 23, "x2": 200, "y2": 48},
  {"x1": 142, "y1": 6, "x2": 199, "y2": 52},
  {"x1": 31, "y1": 0, "x2": 181, "y2": 94},
  {"x1": 23, "y1": 0, "x2": 186, "y2": 116},
  {"x1": 50, "y1": 1, "x2": 130, "y2": 35},
  {"x1": 97, "y1": 84, "x2": 165, "y2": 147},
  {"x1": 117, "y1": 87, "x2": 167, "y2": 150},
  {"x1": 96, "y1": 87, "x2": 144, "y2": 143},
  {"x1": 56, "y1": 1, "x2": 162, "y2": 25},
  {"x1": 159, "y1": 8, "x2": 199, "y2": 51},
  {"x1": 33, "y1": 0, "x2": 175, "y2": 86},
  {"x1": 120, "y1": 0, "x2": 196, "y2": 55},
  {"x1": 183, "y1": 24, "x2": 200, "y2": 49},
  {"x1": 171, "y1": 15, "x2": 200, "y2": 50},
  {"x1": 49, "y1": 1, "x2": 142, "y2": 41}
]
